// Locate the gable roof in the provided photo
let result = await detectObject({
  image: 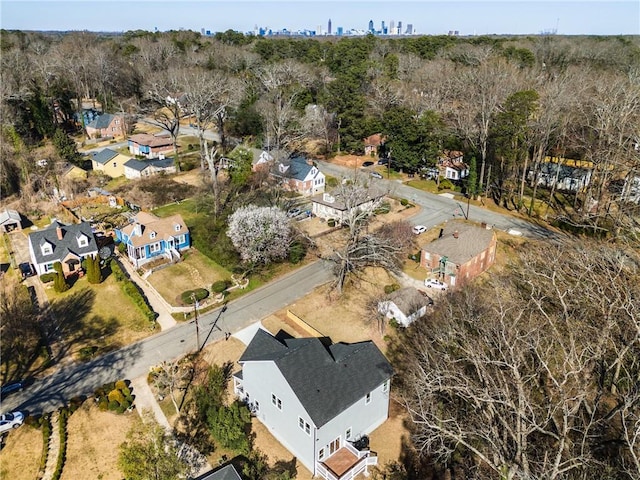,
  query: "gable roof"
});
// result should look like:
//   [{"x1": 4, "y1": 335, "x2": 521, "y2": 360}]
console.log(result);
[
  {"x1": 364, "y1": 133, "x2": 384, "y2": 146},
  {"x1": 91, "y1": 148, "x2": 119, "y2": 165},
  {"x1": 87, "y1": 113, "x2": 116, "y2": 130},
  {"x1": 386, "y1": 287, "x2": 430, "y2": 315},
  {"x1": 28, "y1": 220, "x2": 98, "y2": 265},
  {"x1": 239, "y1": 329, "x2": 393, "y2": 428},
  {"x1": 119, "y1": 211, "x2": 187, "y2": 247},
  {"x1": 279, "y1": 156, "x2": 320, "y2": 182},
  {"x1": 124, "y1": 157, "x2": 175, "y2": 172},
  {"x1": 197, "y1": 464, "x2": 242, "y2": 480},
  {"x1": 422, "y1": 221, "x2": 495, "y2": 266},
  {"x1": 128, "y1": 133, "x2": 173, "y2": 148},
  {"x1": 310, "y1": 186, "x2": 385, "y2": 211},
  {"x1": 0, "y1": 209, "x2": 21, "y2": 225}
]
